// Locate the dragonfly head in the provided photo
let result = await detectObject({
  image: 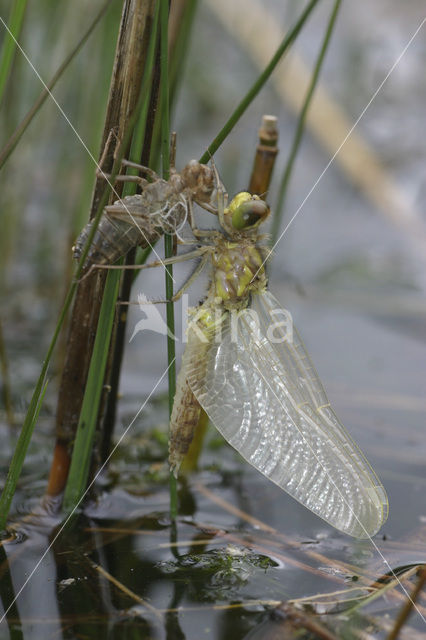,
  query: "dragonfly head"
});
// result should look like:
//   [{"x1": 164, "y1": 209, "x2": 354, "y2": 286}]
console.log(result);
[
  {"x1": 181, "y1": 160, "x2": 215, "y2": 203},
  {"x1": 226, "y1": 192, "x2": 270, "y2": 231}
]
